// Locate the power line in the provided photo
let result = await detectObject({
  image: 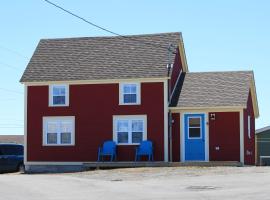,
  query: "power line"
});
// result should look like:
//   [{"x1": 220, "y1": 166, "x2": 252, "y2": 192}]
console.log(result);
[
  {"x1": 0, "y1": 87, "x2": 23, "y2": 95},
  {"x1": 43, "y1": 0, "x2": 176, "y2": 53},
  {"x1": 0, "y1": 44, "x2": 29, "y2": 60},
  {"x1": 0, "y1": 127, "x2": 23, "y2": 129},
  {"x1": 0, "y1": 61, "x2": 22, "y2": 71}
]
